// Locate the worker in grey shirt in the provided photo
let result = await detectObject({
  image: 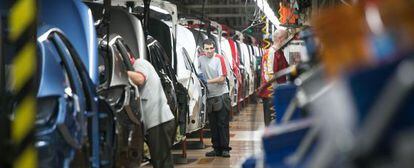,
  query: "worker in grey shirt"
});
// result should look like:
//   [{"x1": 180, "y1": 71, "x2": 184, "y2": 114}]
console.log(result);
[
  {"x1": 199, "y1": 39, "x2": 232, "y2": 157},
  {"x1": 127, "y1": 58, "x2": 175, "y2": 168}
]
